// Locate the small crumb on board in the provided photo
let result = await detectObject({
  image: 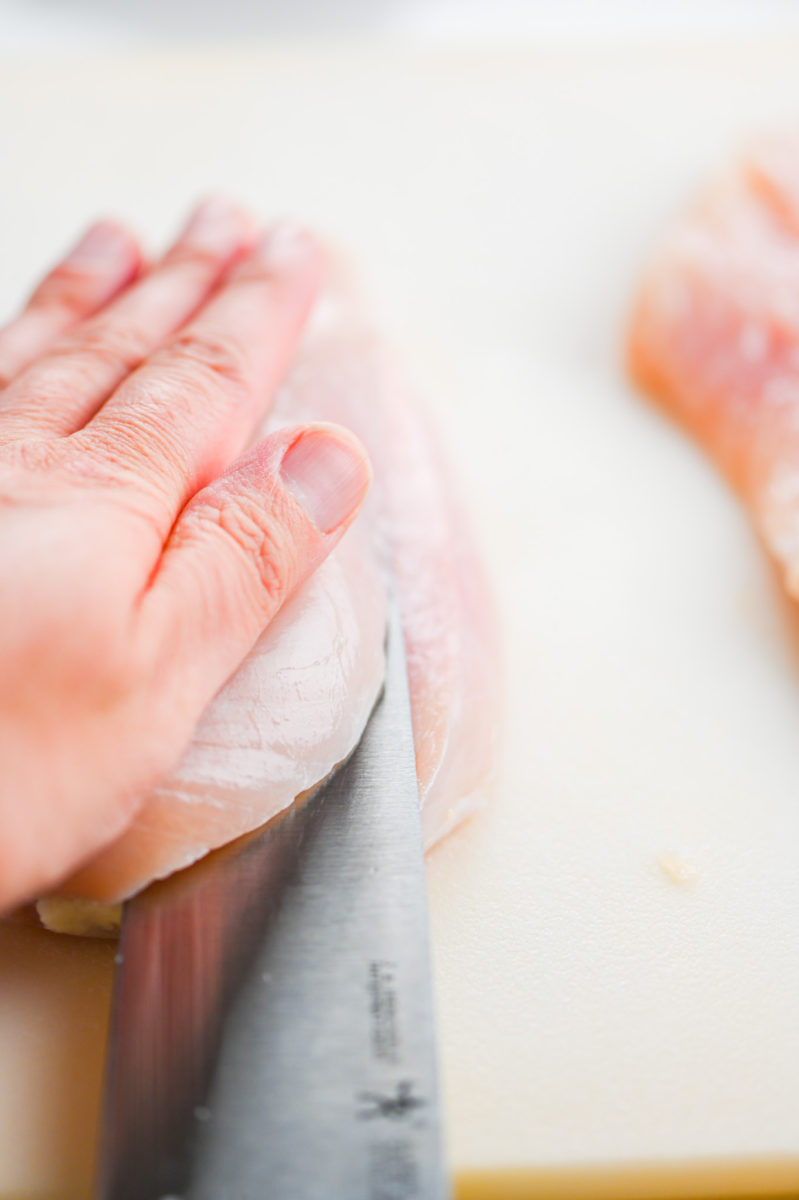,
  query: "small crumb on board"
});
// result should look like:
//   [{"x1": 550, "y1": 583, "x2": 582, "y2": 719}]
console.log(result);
[{"x1": 656, "y1": 852, "x2": 700, "y2": 887}]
